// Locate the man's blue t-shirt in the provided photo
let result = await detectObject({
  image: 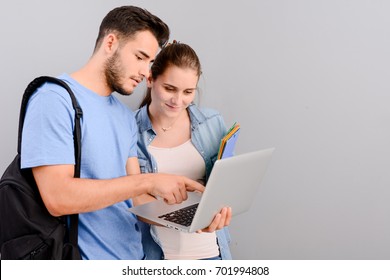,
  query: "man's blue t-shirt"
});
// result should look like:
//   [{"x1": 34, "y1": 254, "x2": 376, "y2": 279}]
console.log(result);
[{"x1": 21, "y1": 74, "x2": 143, "y2": 259}]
